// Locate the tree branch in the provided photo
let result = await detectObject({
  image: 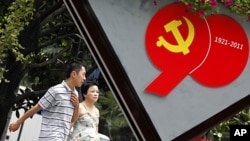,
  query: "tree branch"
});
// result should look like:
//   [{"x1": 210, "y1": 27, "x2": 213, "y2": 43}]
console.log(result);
[
  {"x1": 38, "y1": 33, "x2": 82, "y2": 49},
  {"x1": 40, "y1": 3, "x2": 66, "y2": 27},
  {"x1": 29, "y1": 45, "x2": 70, "y2": 68},
  {"x1": 39, "y1": 22, "x2": 76, "y2": 38},
  {"x1": 14, "y1": 89, "x2": 47, "y2": 105},
  {"x1": 37, "y1": 0, "x2": 64, "y2": 24}
]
